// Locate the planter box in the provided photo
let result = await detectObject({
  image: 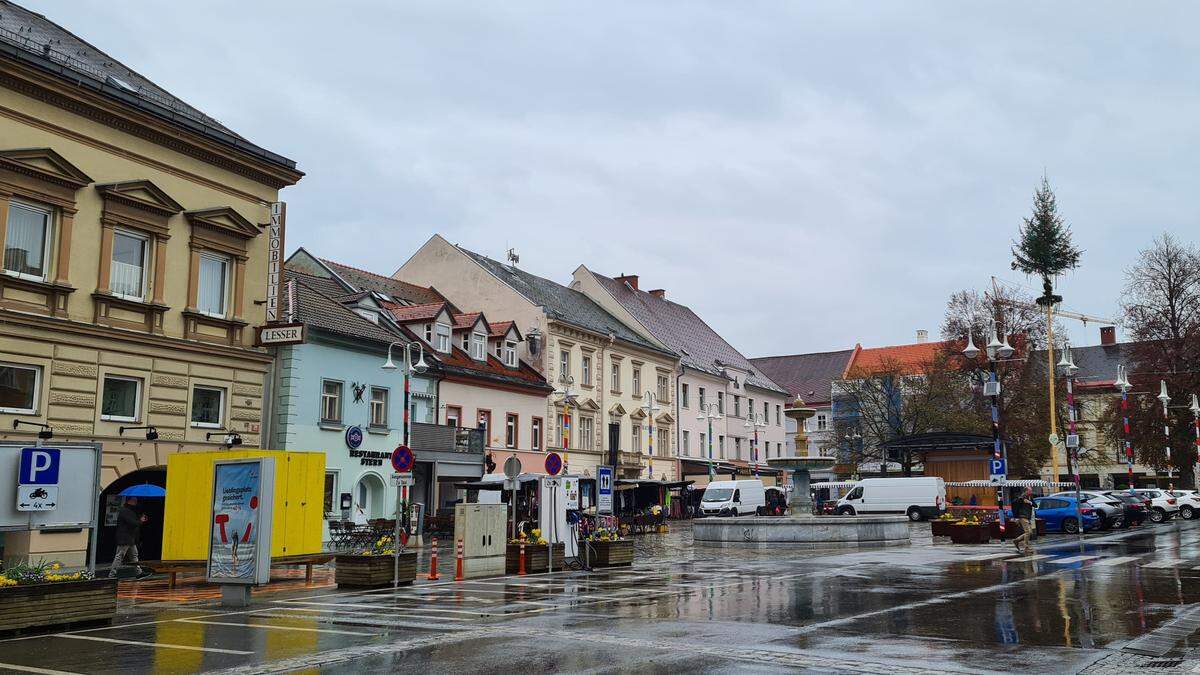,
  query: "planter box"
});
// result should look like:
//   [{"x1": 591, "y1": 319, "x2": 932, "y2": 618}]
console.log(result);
[
  {"x1": 947, "y1": 525, "x2": 991, "y2": 545},
  {"x1": 583, "y1": 539, "x2": 635, "y2": 567},
  {"x1": 335, "y1": 552, "x2": 417, "y2": 588},
  {"x1": 930, "y1": 520, "x2": 958, "y2": 537},
  {"x1": 0, "y1": 578, "x2": 116, "y2": 634},
  {"x1": 506, "y1": 543, "x2": 564, "y2": 574}
]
